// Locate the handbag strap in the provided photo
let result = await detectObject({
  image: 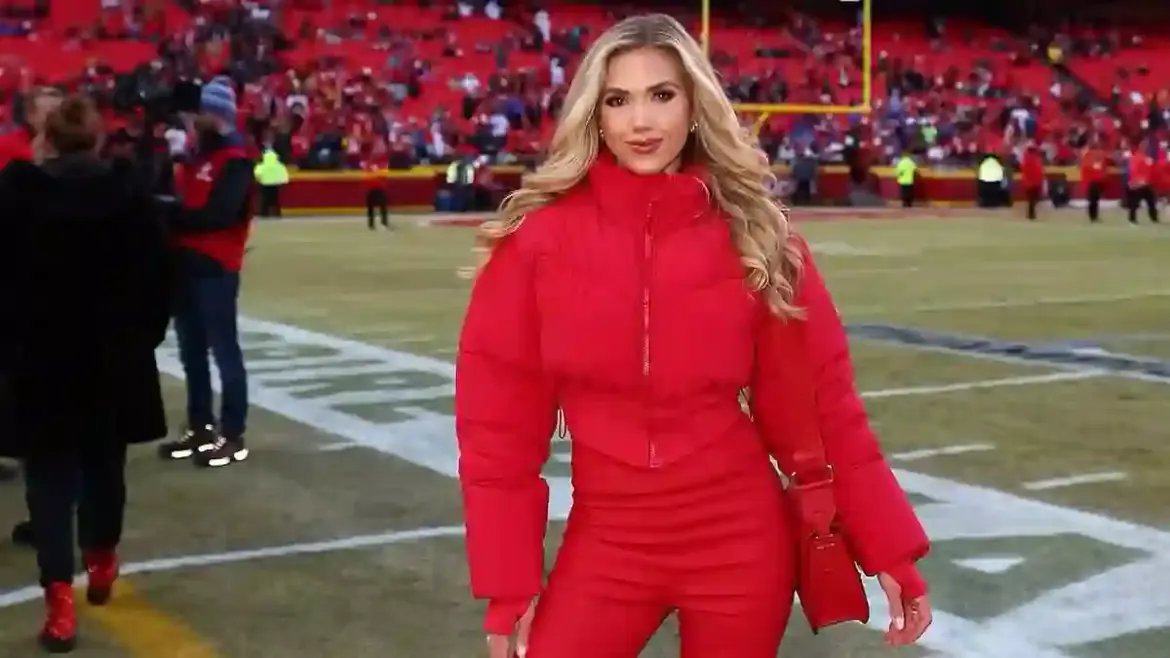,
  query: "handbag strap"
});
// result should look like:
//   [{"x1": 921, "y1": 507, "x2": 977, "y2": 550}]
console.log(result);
[{"x1": 770, "y1": 305, "x2": 838, "y2": 537}]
